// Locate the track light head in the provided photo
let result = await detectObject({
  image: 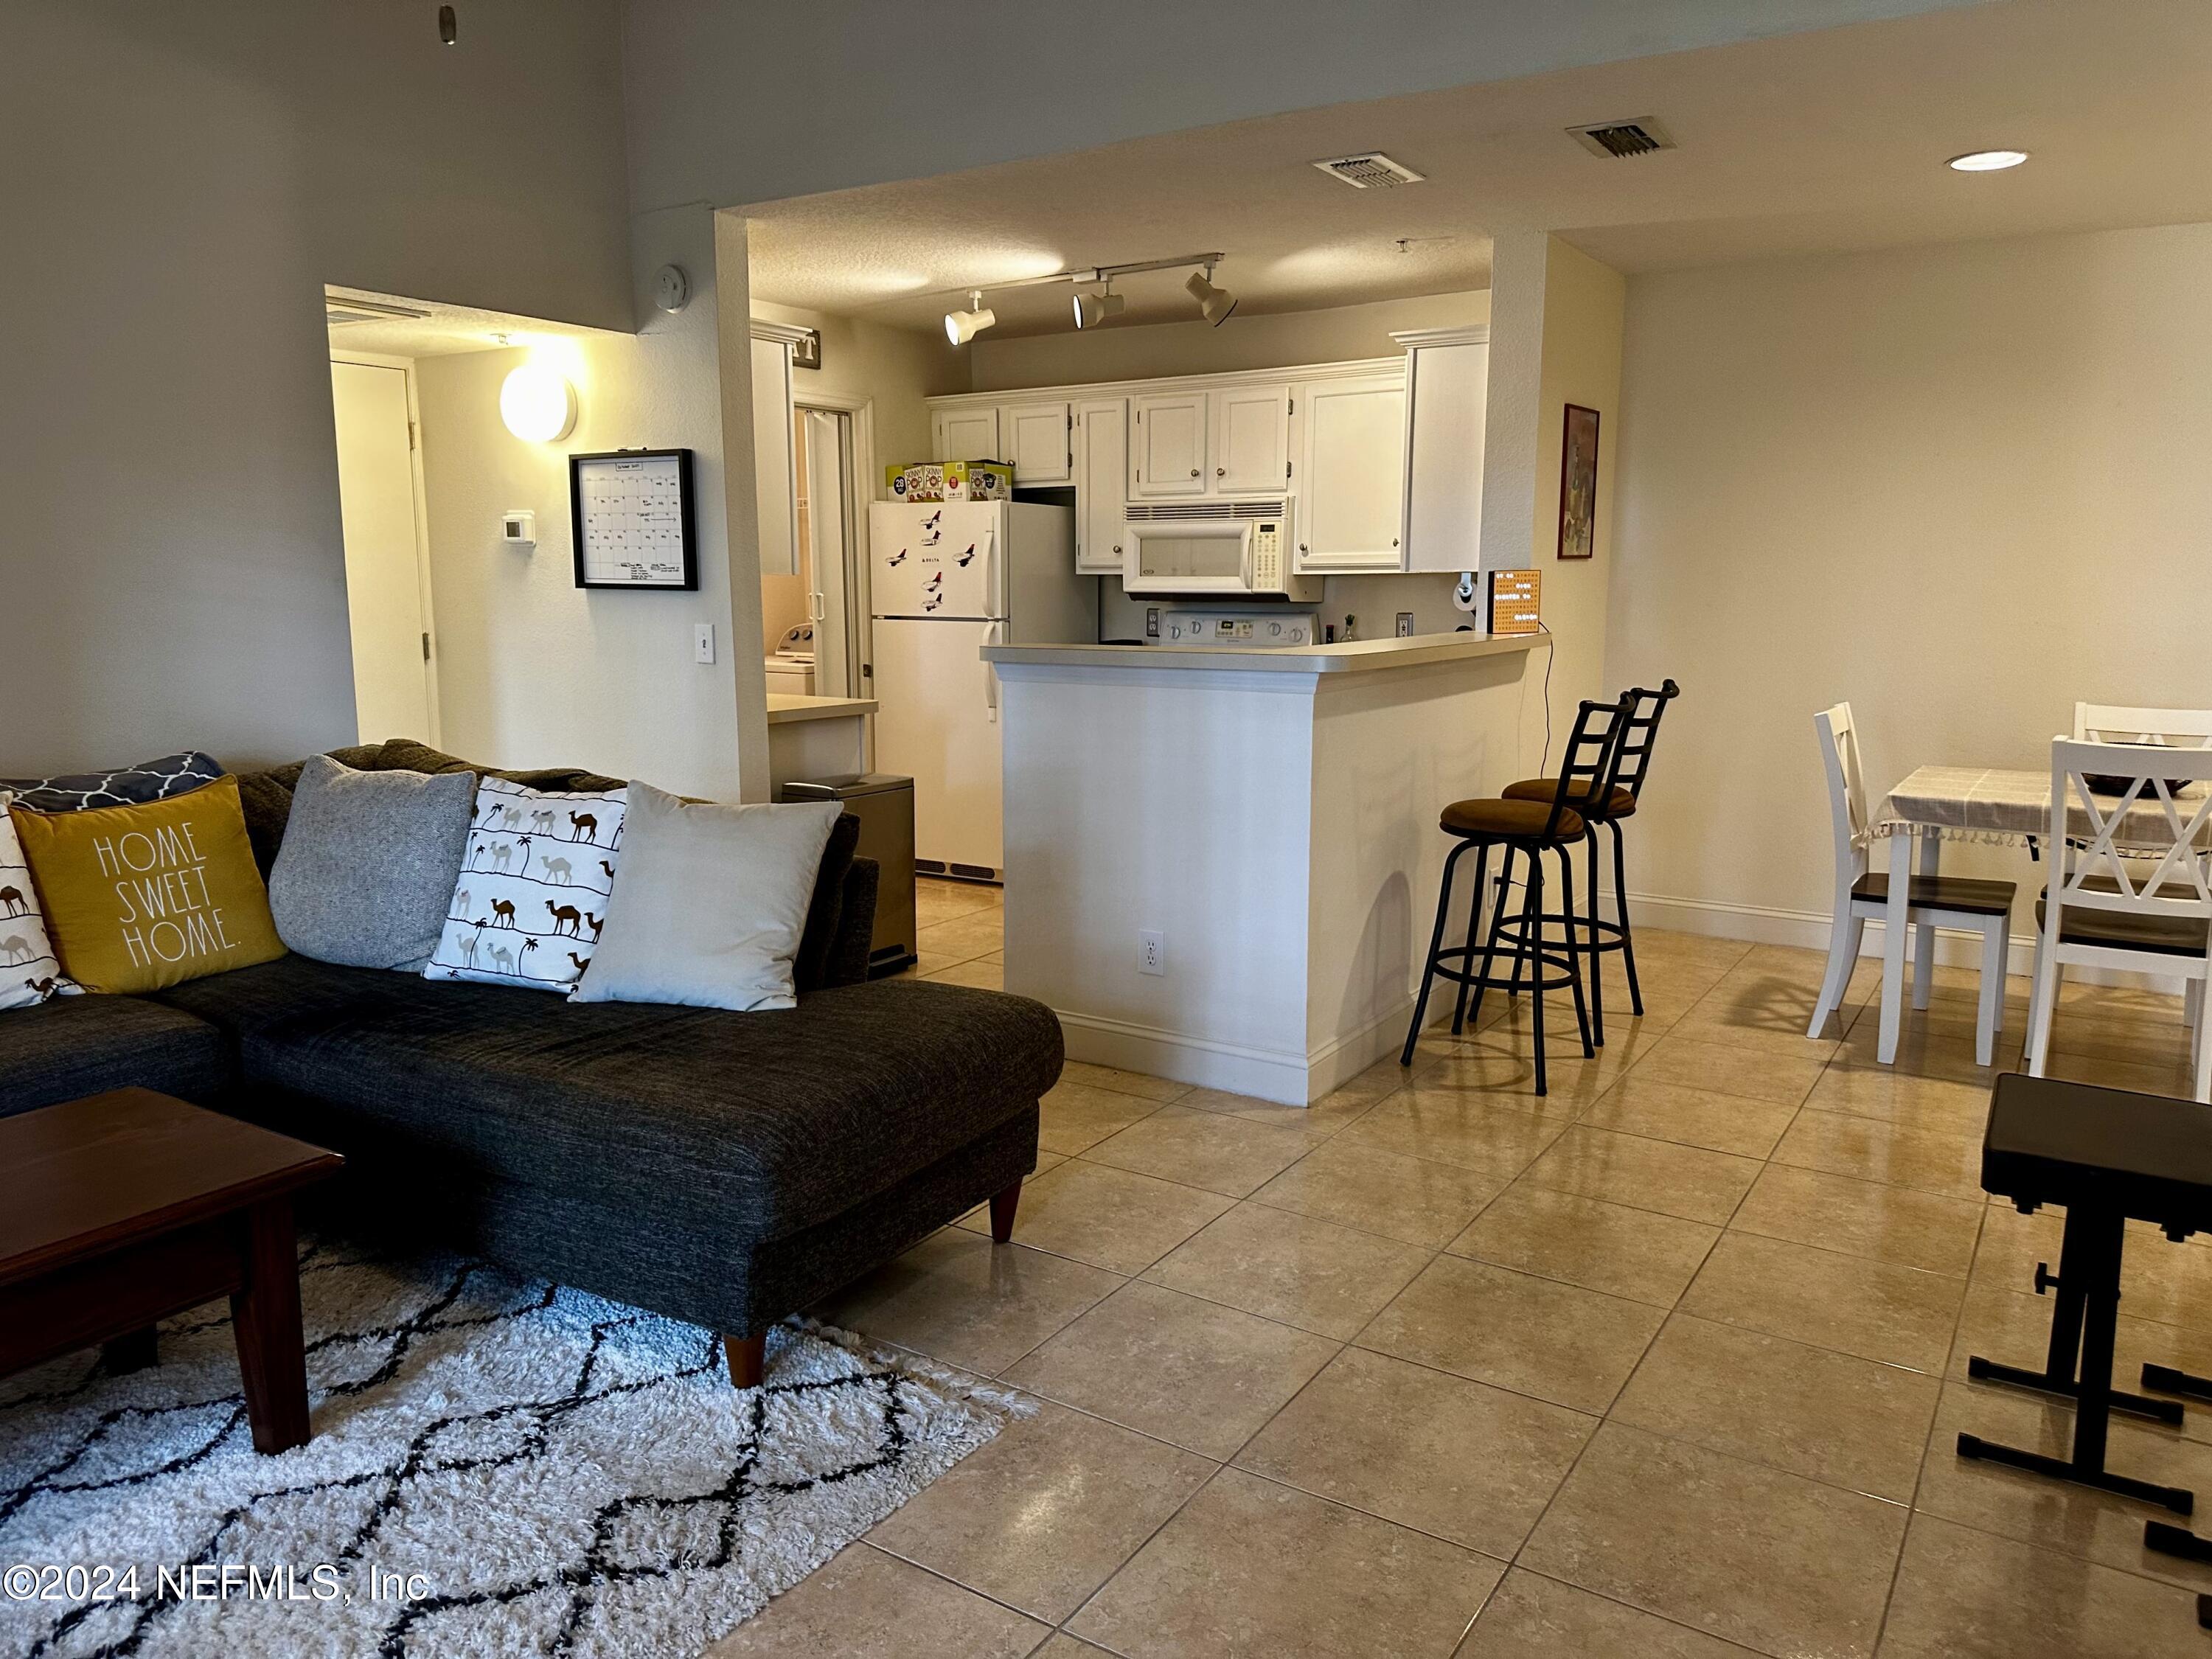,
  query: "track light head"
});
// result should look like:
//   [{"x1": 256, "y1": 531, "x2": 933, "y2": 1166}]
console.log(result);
[
  {"x1": 1186, "y1": 267, "x2": 1236, "y2": 327},
  {"x1": 437, "y1": 4, "x2": 457, "y2": 45},
  {"x1": 1073, "y1": 286, "x2": 1126, "y2": 329},
  {"x1": 945, "y1": 290, "x2": 995, "y2": 346}
]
